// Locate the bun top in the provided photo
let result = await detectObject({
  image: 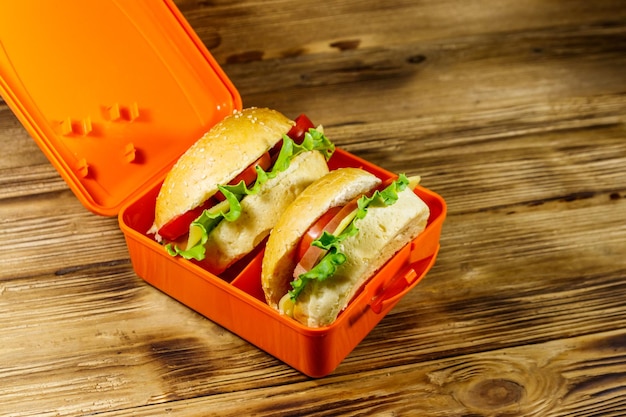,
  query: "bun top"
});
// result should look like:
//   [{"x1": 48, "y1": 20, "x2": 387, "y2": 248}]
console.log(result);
[
  {"x1": 262, "y1": 167, "x2": 381, "y2": 308},
  {"x1": 153, "y1": 108, "x2": 293, "y2": 231}
]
